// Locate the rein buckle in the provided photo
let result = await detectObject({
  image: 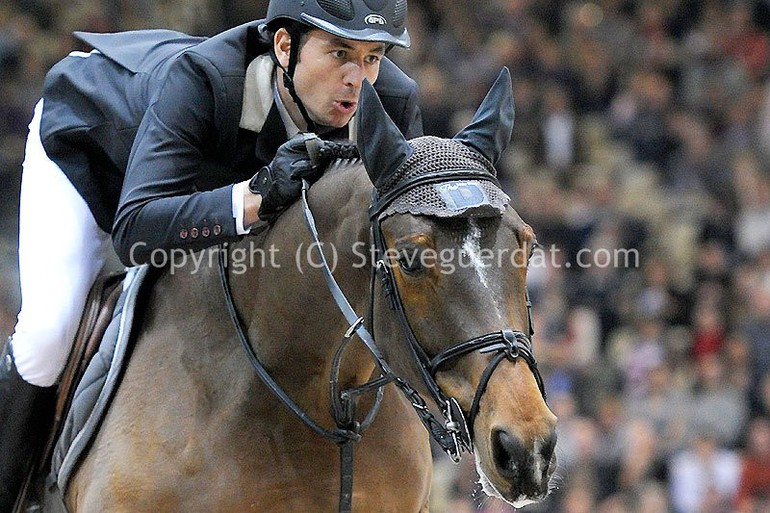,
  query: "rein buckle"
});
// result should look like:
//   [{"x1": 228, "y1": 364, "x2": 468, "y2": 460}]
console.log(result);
[
  {"x1": 444, "y1": 397, "x2": 472, "y2": 463},
  {"x1": 343, "y1": 317, "x2": 365, "y2": 339}
]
